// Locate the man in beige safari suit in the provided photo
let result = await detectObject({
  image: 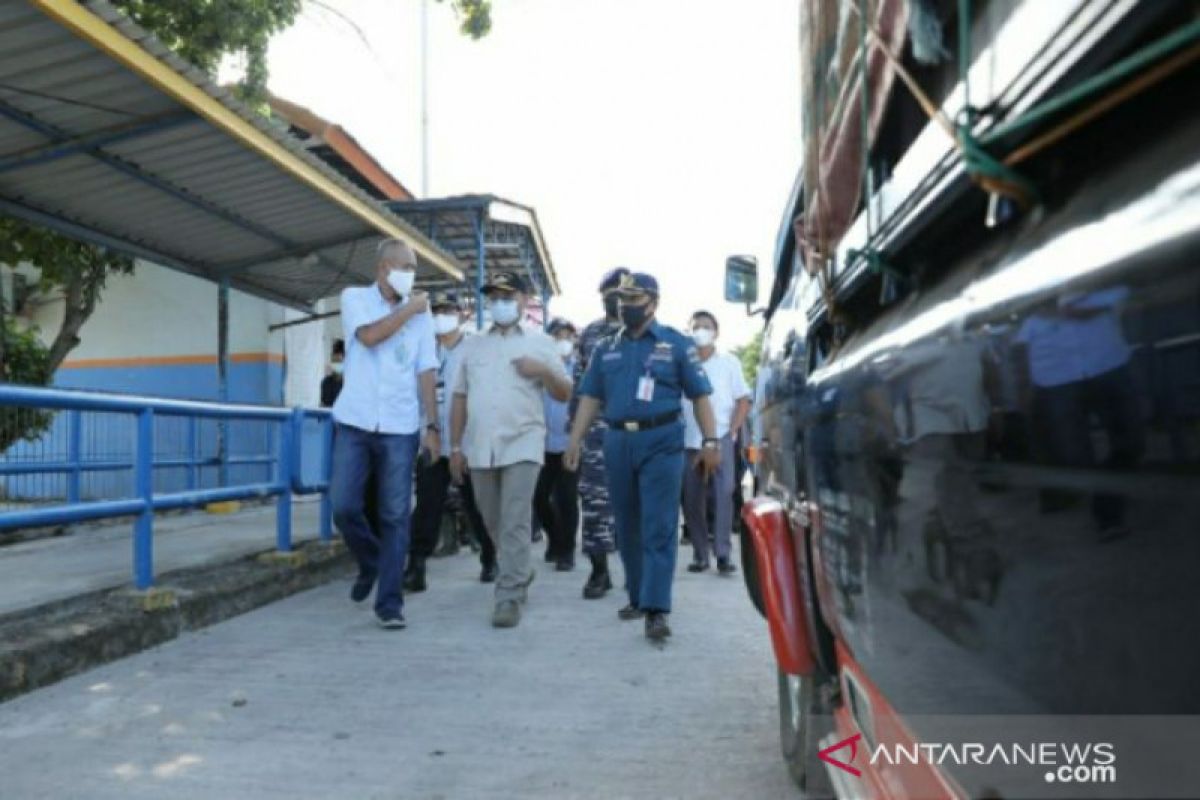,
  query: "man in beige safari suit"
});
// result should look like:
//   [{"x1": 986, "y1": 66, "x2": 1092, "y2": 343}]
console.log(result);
[{"x1": 450, "y1": 271, "x2": 572, "y2": 628}]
